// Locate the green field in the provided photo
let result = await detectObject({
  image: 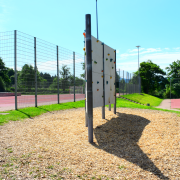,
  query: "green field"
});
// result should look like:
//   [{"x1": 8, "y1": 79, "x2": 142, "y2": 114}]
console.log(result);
[
  {"x1": 0, "y1": 94, "x2": 179, "y2": 126},
  {"x1": 121, "y1": 93, "x2": 163, "y2": 107}
]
